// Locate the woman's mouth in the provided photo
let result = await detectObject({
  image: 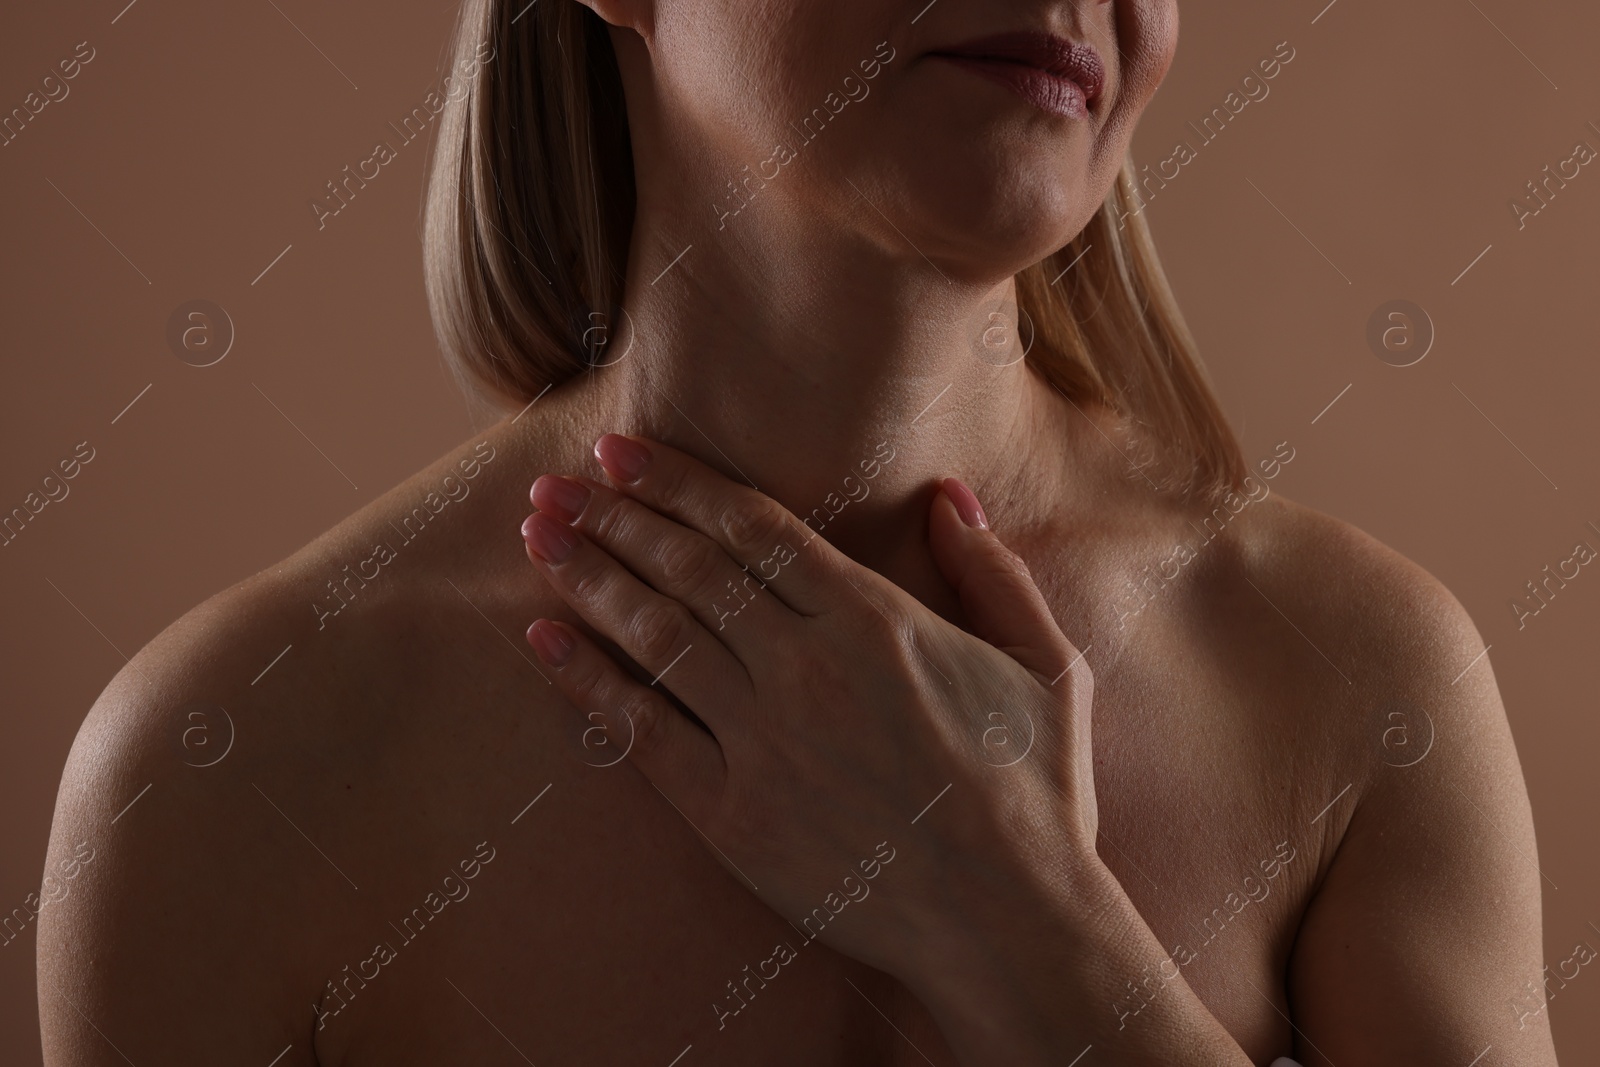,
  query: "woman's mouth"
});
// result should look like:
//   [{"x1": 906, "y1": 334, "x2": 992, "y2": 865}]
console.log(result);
[{"x1": 930, "y1": 31, "x2": 1105, "y2": 120}]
